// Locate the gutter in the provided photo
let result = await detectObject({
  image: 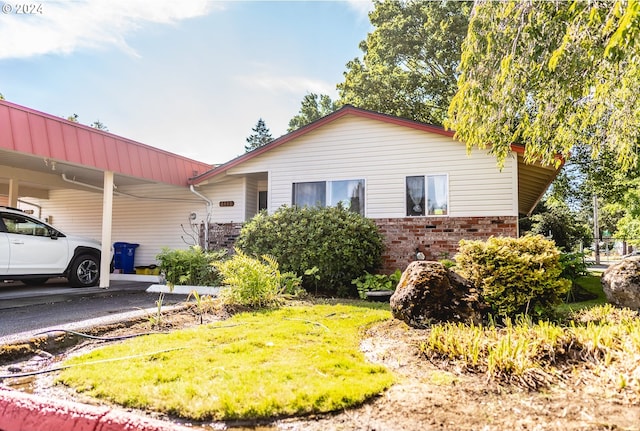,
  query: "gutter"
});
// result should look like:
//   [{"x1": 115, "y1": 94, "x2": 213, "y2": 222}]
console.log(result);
[
  {"x1": 61, "y1": 174, "x2": 201, "y2": 202},
  {"x1": 189, "y1": 185, "x2": 213, "y2": 249}
]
